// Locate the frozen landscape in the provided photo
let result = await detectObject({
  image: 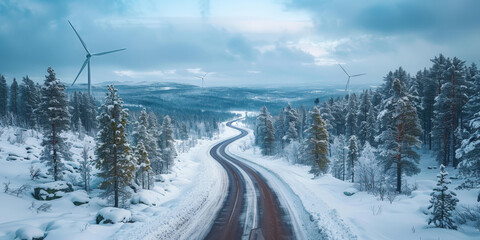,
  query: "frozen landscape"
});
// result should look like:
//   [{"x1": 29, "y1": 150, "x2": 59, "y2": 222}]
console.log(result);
[{"x1": 1, "y1": 1, "x2": 480, "y2": 240}]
